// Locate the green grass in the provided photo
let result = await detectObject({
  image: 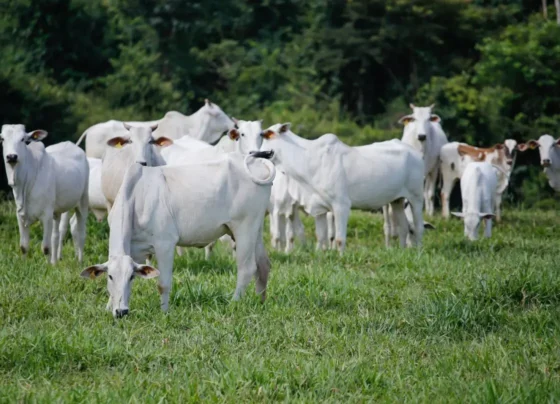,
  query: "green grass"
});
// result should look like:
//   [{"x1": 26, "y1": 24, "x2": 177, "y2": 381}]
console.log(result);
[{"x1": 1, "y1": 200, "x2": 559, "y2": 402}]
